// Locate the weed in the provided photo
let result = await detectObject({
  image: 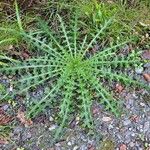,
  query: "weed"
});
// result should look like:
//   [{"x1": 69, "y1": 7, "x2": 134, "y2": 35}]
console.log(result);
[
  {"x1": 0, "y1": 125, "x2": 12, "y2": 144},
  {"x1": 0, "y1": 1, "x2": 149, "y2": 143},
  {"x1": 75, "y1": 0, "x2": 150, "y2": 42}
]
